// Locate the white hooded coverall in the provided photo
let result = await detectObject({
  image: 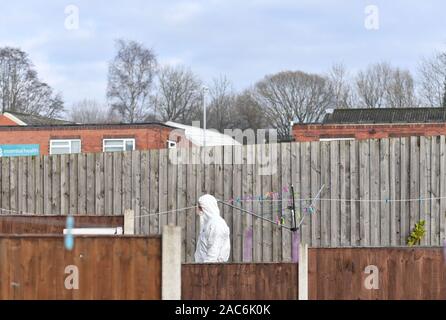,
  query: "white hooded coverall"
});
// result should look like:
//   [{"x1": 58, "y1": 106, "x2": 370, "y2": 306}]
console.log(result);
[{"x1": 194, "y1": 194, "x2": 231, "y2": 263}]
